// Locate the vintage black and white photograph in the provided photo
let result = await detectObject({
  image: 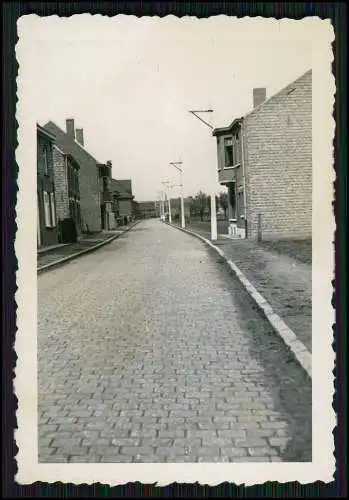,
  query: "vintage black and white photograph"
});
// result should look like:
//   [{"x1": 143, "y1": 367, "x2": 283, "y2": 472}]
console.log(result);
[{"x1": 15, "y1": 14, "x2": 335, "y2": 485}]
